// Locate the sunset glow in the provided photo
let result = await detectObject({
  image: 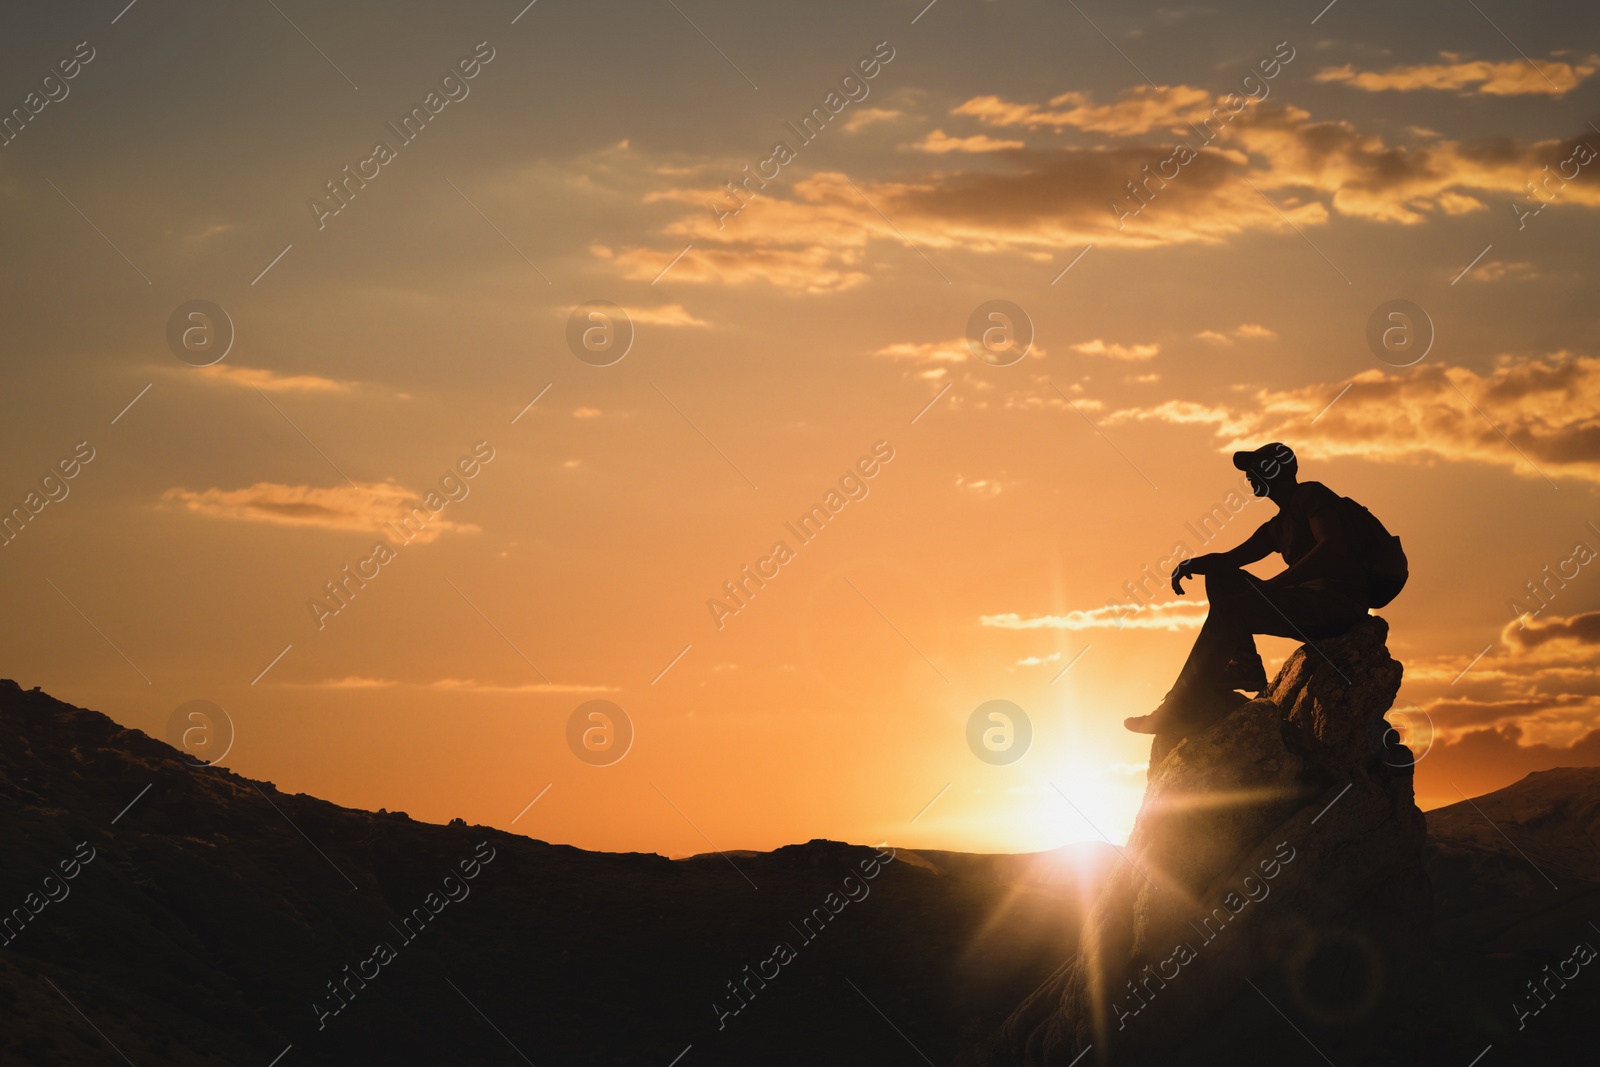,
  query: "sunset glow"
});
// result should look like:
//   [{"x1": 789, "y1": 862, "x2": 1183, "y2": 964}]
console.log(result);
[{"x1": 4, "y1": 0, "x2": 1599, "y2": 861}]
